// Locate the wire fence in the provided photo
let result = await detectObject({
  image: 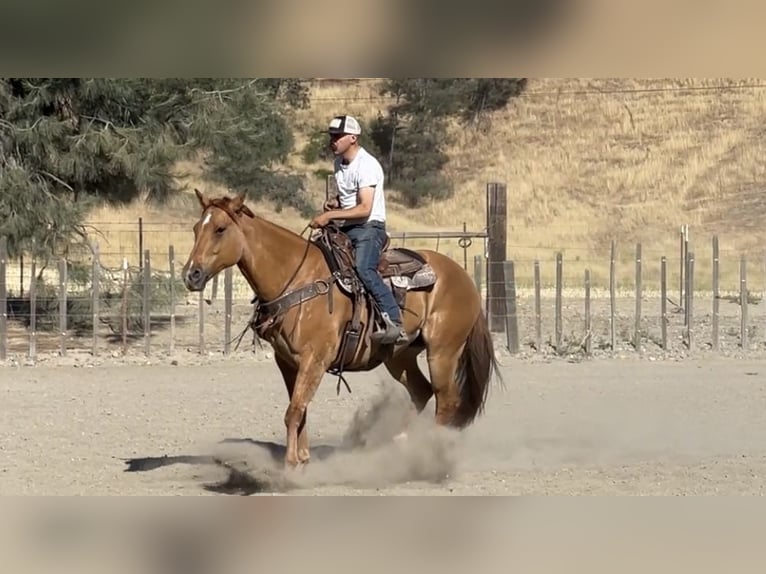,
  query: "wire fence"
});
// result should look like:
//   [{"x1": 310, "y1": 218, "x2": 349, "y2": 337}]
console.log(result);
[
  {"x1": 0, "y1": 229, "x2": 489, "y2": 361},
  {"x1": 1, "y1": 225, "x2": 764, "y2": 362},
  {"x1": 486, "y1": 232, "x2": 766, "y2": 356}
]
